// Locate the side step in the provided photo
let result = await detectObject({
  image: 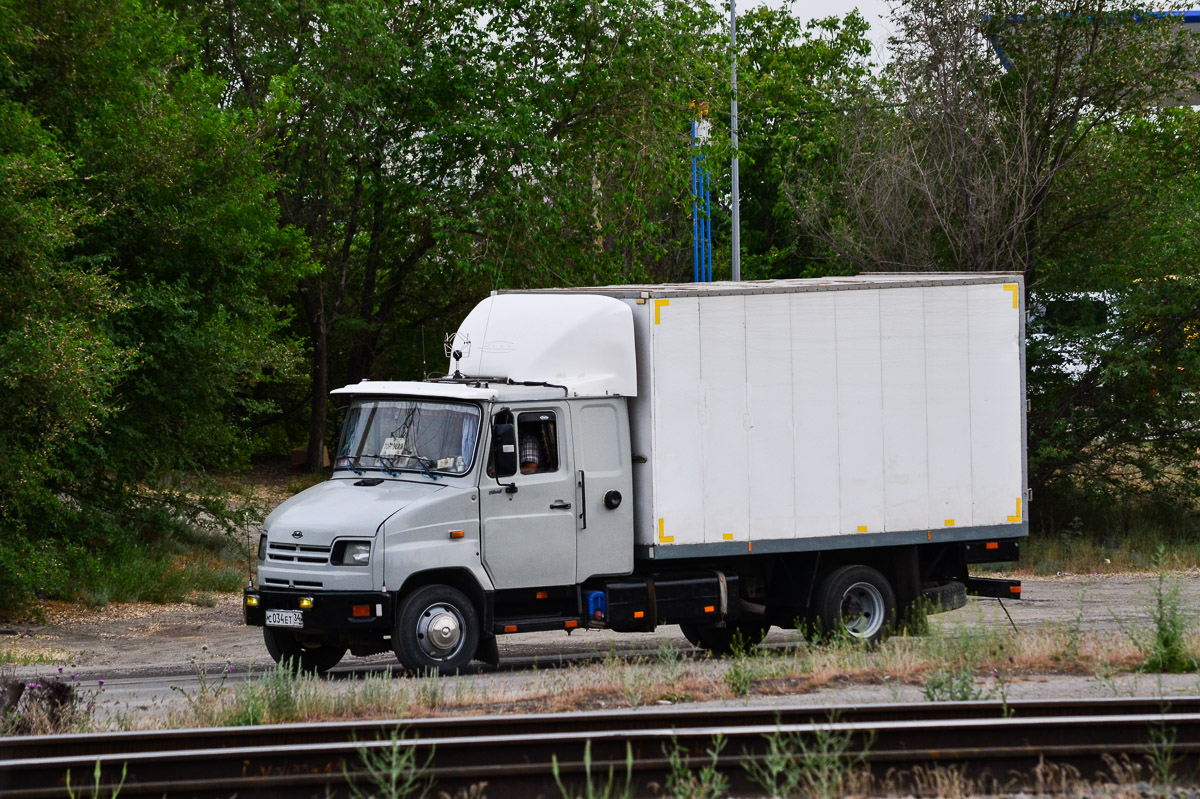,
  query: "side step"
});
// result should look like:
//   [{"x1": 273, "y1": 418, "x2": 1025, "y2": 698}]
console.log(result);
[
  {"x1": 493, "y1": 616, "x2": 584, "y2": 635},
  {"x1": 964, "y1": 576, "x2": 1022, "y2": 599}
]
